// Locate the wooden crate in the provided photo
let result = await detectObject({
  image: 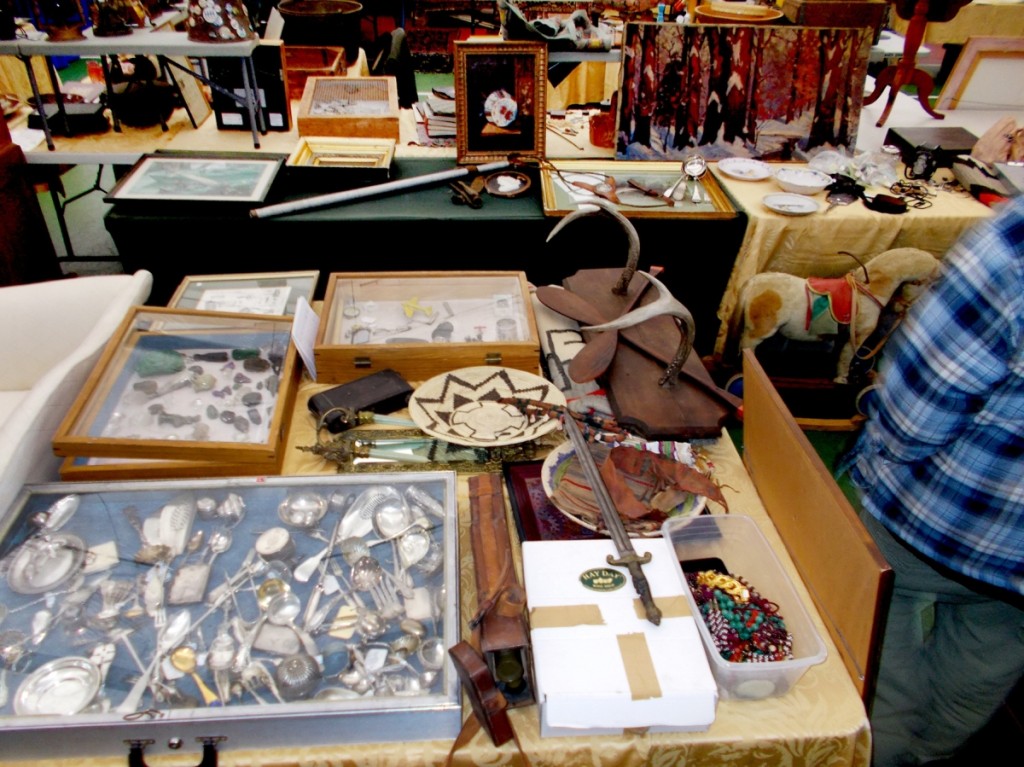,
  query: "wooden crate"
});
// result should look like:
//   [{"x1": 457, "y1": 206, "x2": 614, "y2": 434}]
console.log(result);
[
  {"x1": 284, "y1": 45, "x2": 345, "y2": 102},
  {"x1": 296, "y1": 76, "x2": 401, "y2": 140},
  {"x1": 314, "y1": 271, "x2": 541, "y2": 383}
]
